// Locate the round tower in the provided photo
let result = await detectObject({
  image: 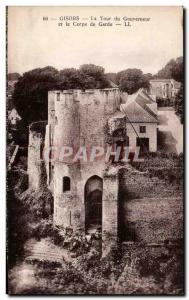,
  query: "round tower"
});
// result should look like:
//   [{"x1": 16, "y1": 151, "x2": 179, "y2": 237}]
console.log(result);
[{"x1": 52, "y1": 91, "x2": 83, "y2": 230}]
